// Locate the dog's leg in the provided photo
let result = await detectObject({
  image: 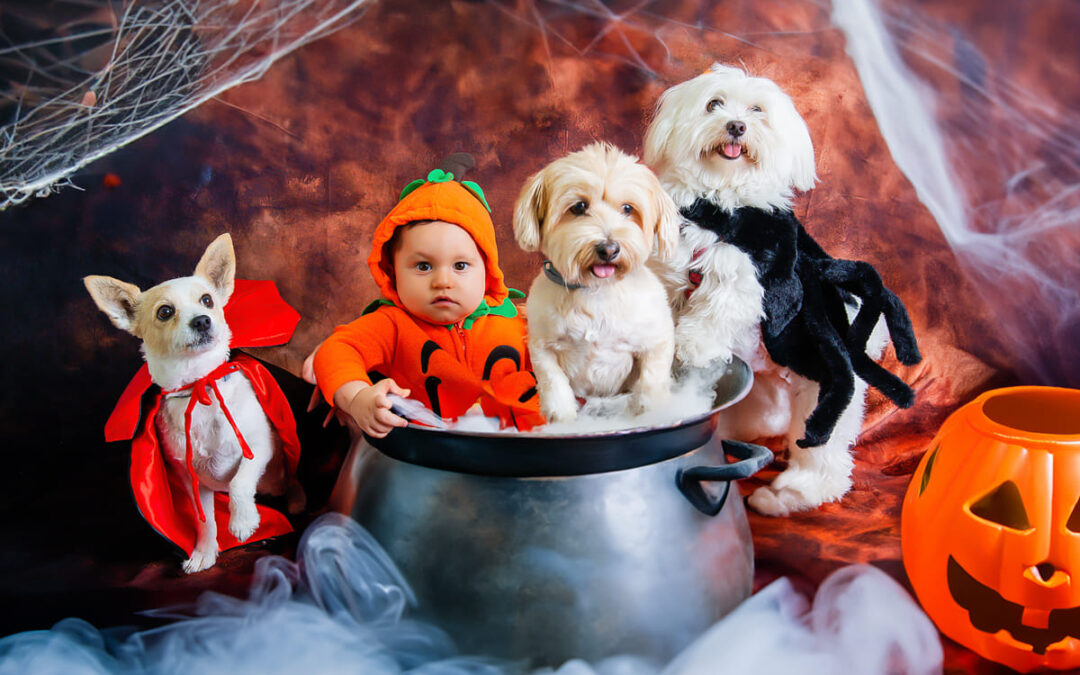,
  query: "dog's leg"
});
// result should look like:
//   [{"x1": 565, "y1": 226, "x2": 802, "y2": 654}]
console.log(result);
[
  {"x1": 631, "y1": 332, "x2": 675, "y2": 414},
  {"x1": 227, "y1": 445, "x2": 270, "y2": 543},
  {"x1": 748, "y1": 375, "x2": 868, "y2": 516},
  {"x1": 531, "y1": 344, "x2": 579, "y2": 422},
  {"x1": 183, "y1": 485, "x2": 219, "y2": 573},
  {"x1": 674, "y1": 244, "x2": 763, "y2": 368}
]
